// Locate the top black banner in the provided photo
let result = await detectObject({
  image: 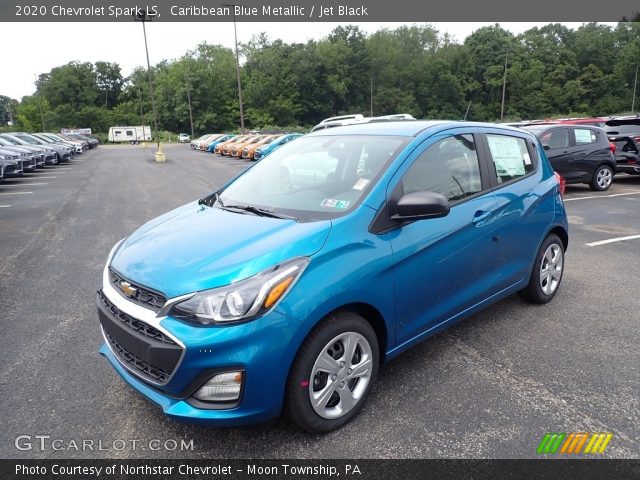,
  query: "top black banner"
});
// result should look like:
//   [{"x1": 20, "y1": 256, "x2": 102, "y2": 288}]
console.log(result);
[{"x1": 1, "y1": 0, "x2": 639, "y2": 22}]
